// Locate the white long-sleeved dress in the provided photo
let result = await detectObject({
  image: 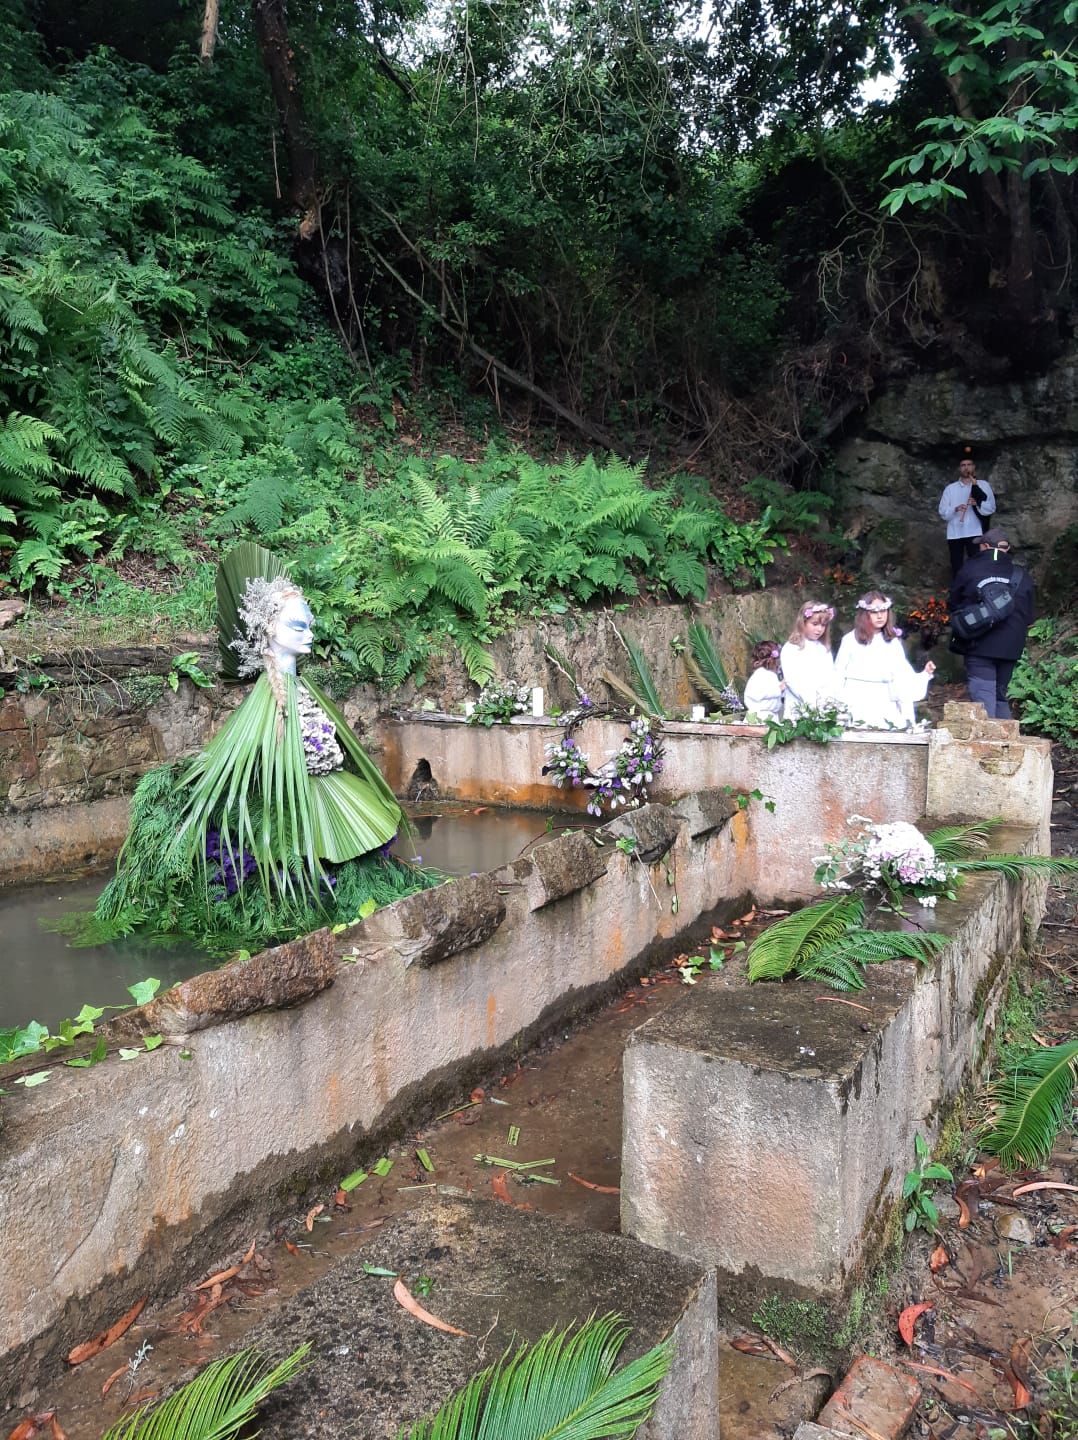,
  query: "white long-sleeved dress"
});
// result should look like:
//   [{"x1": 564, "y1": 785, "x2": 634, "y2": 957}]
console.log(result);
[
  {"x1": 779, "y1": 639, "x2": 836, "y2": 719},
  {"x1": 938, "y1": 479, "x2": 996, "y2": 541},
  {"x1": 742, "y1": 667, "x2": 784, "y2": 721},
  {"x1": 835, "y1": 632, "x2": 932, "y2": 729}
]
